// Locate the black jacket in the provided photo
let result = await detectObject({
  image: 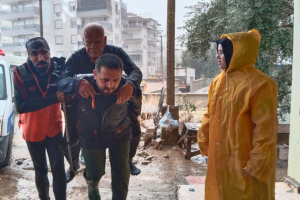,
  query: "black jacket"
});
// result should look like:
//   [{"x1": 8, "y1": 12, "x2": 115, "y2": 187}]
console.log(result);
[
  {"x1": 76, "y1": 77, "x2": 140, "y2": 149},
  {"x1": 13, "y1": 59, "x2": 63, "y2": 114},
  {"x1": 57, "y1": 45, "x2": 142, "y2": 94}
]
